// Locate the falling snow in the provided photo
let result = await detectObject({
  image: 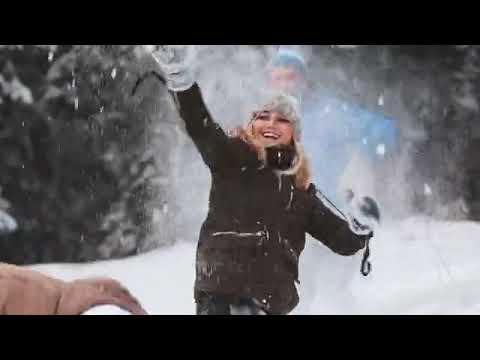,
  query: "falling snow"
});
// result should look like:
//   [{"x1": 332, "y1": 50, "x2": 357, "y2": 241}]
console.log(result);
[
  {"x1": 376, "y1": 143, "x2": 386, "y2": 156},
  {"x1": 424, "y1": 183, "x2": 433, "y2": 196},
  {"x1": 378, "y1": 94, "x2": 384, "y2": 106},
  {"x1": 3, "y1": 45, "x2": 480, "y2": 315}
]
